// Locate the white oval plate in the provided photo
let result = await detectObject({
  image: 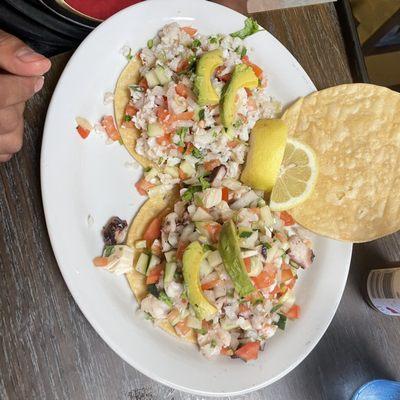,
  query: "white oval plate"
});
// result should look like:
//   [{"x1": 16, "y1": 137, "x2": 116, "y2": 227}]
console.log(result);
[{"x1": 41, "y1": 0, "x2": 352, "y2": 396}]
